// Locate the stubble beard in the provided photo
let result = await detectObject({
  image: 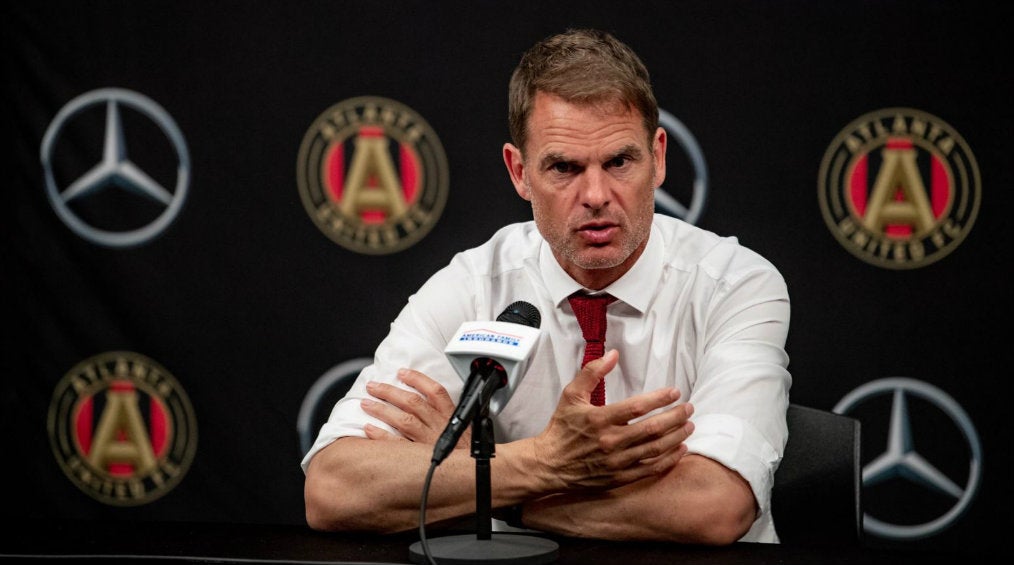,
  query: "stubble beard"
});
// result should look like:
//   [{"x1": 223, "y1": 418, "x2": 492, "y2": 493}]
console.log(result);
[{"x1": 530, "y1": 180, "x2": 655, "y2": 272}]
